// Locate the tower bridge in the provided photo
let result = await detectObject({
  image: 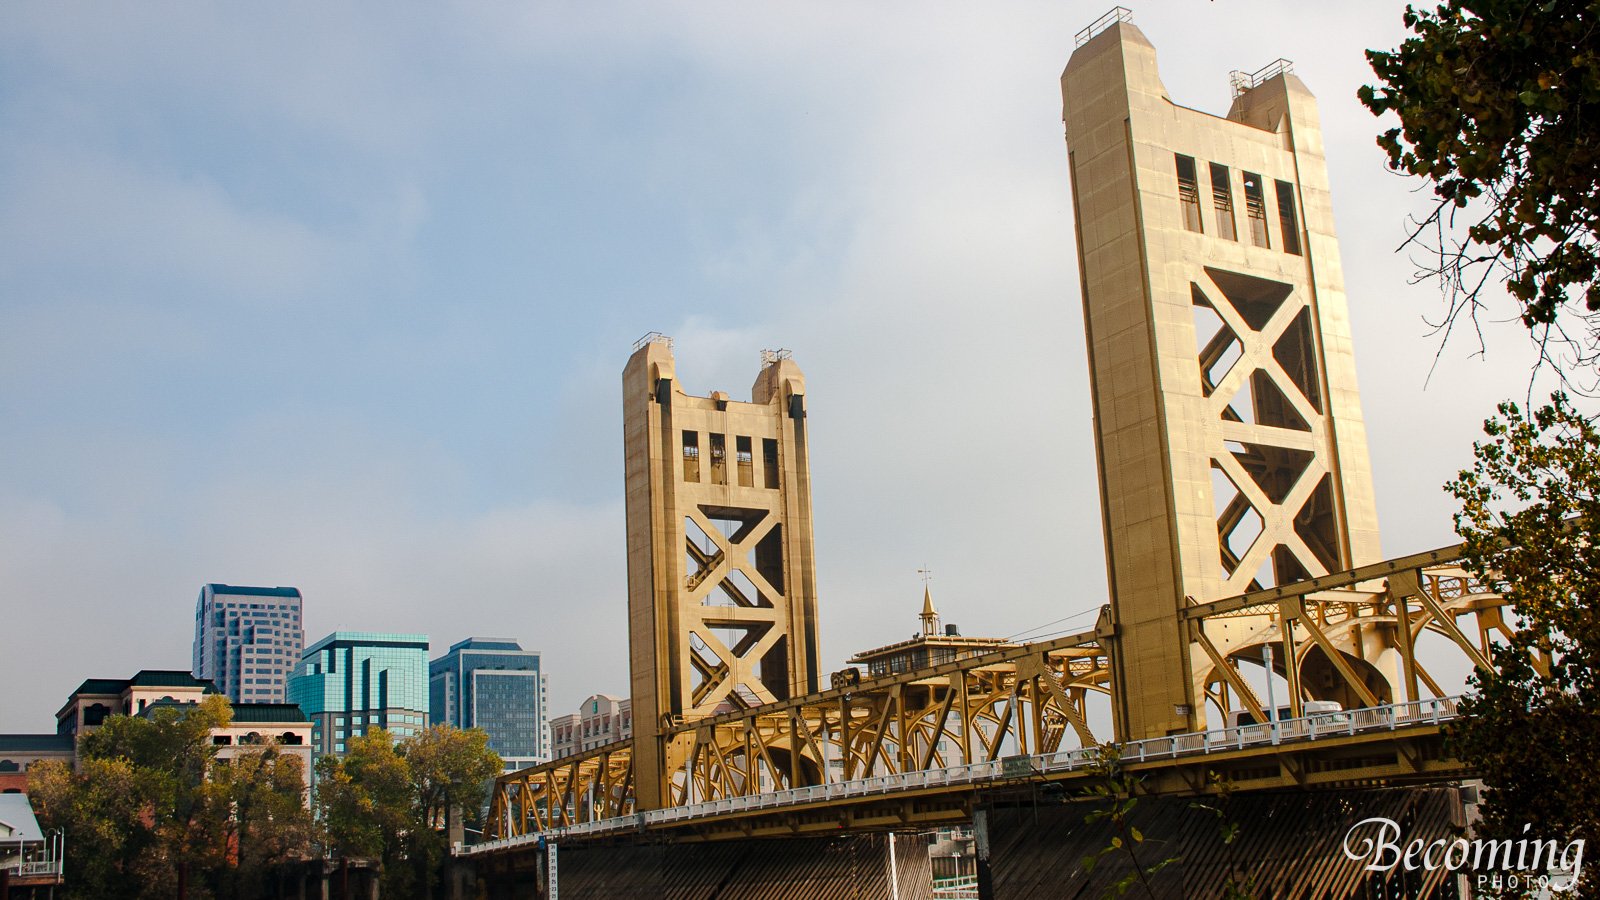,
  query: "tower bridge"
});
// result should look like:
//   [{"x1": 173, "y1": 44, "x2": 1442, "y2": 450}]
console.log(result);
[{"x1": 461, "y1": 10, "x2": 1512, "y2": 898}]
